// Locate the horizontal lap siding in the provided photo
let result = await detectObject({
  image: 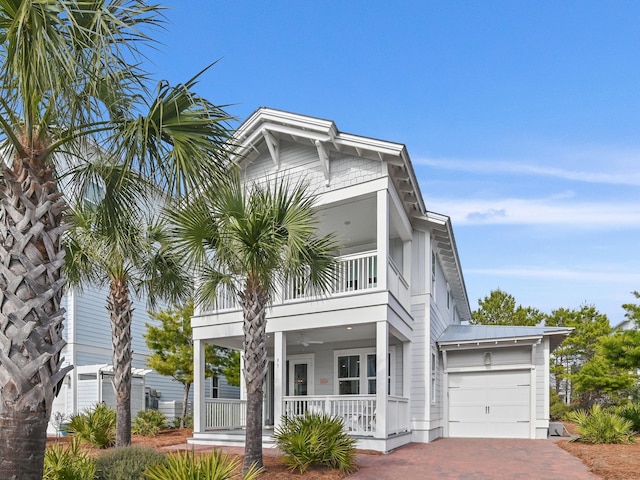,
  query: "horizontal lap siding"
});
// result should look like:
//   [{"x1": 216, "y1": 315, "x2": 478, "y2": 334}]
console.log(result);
[
  {"x1": 447, "y1": 347, "x2": 531, "y2": 369},
  {"x1": 410, "y1": 304, "x2": 426, "y2": 420}
]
